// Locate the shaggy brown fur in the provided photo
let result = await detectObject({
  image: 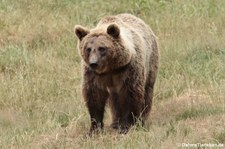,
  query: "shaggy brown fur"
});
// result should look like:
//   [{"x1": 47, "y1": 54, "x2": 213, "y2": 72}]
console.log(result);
[{"x1": 74, "y1": 14, "x2": 159, "y2": 134}]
